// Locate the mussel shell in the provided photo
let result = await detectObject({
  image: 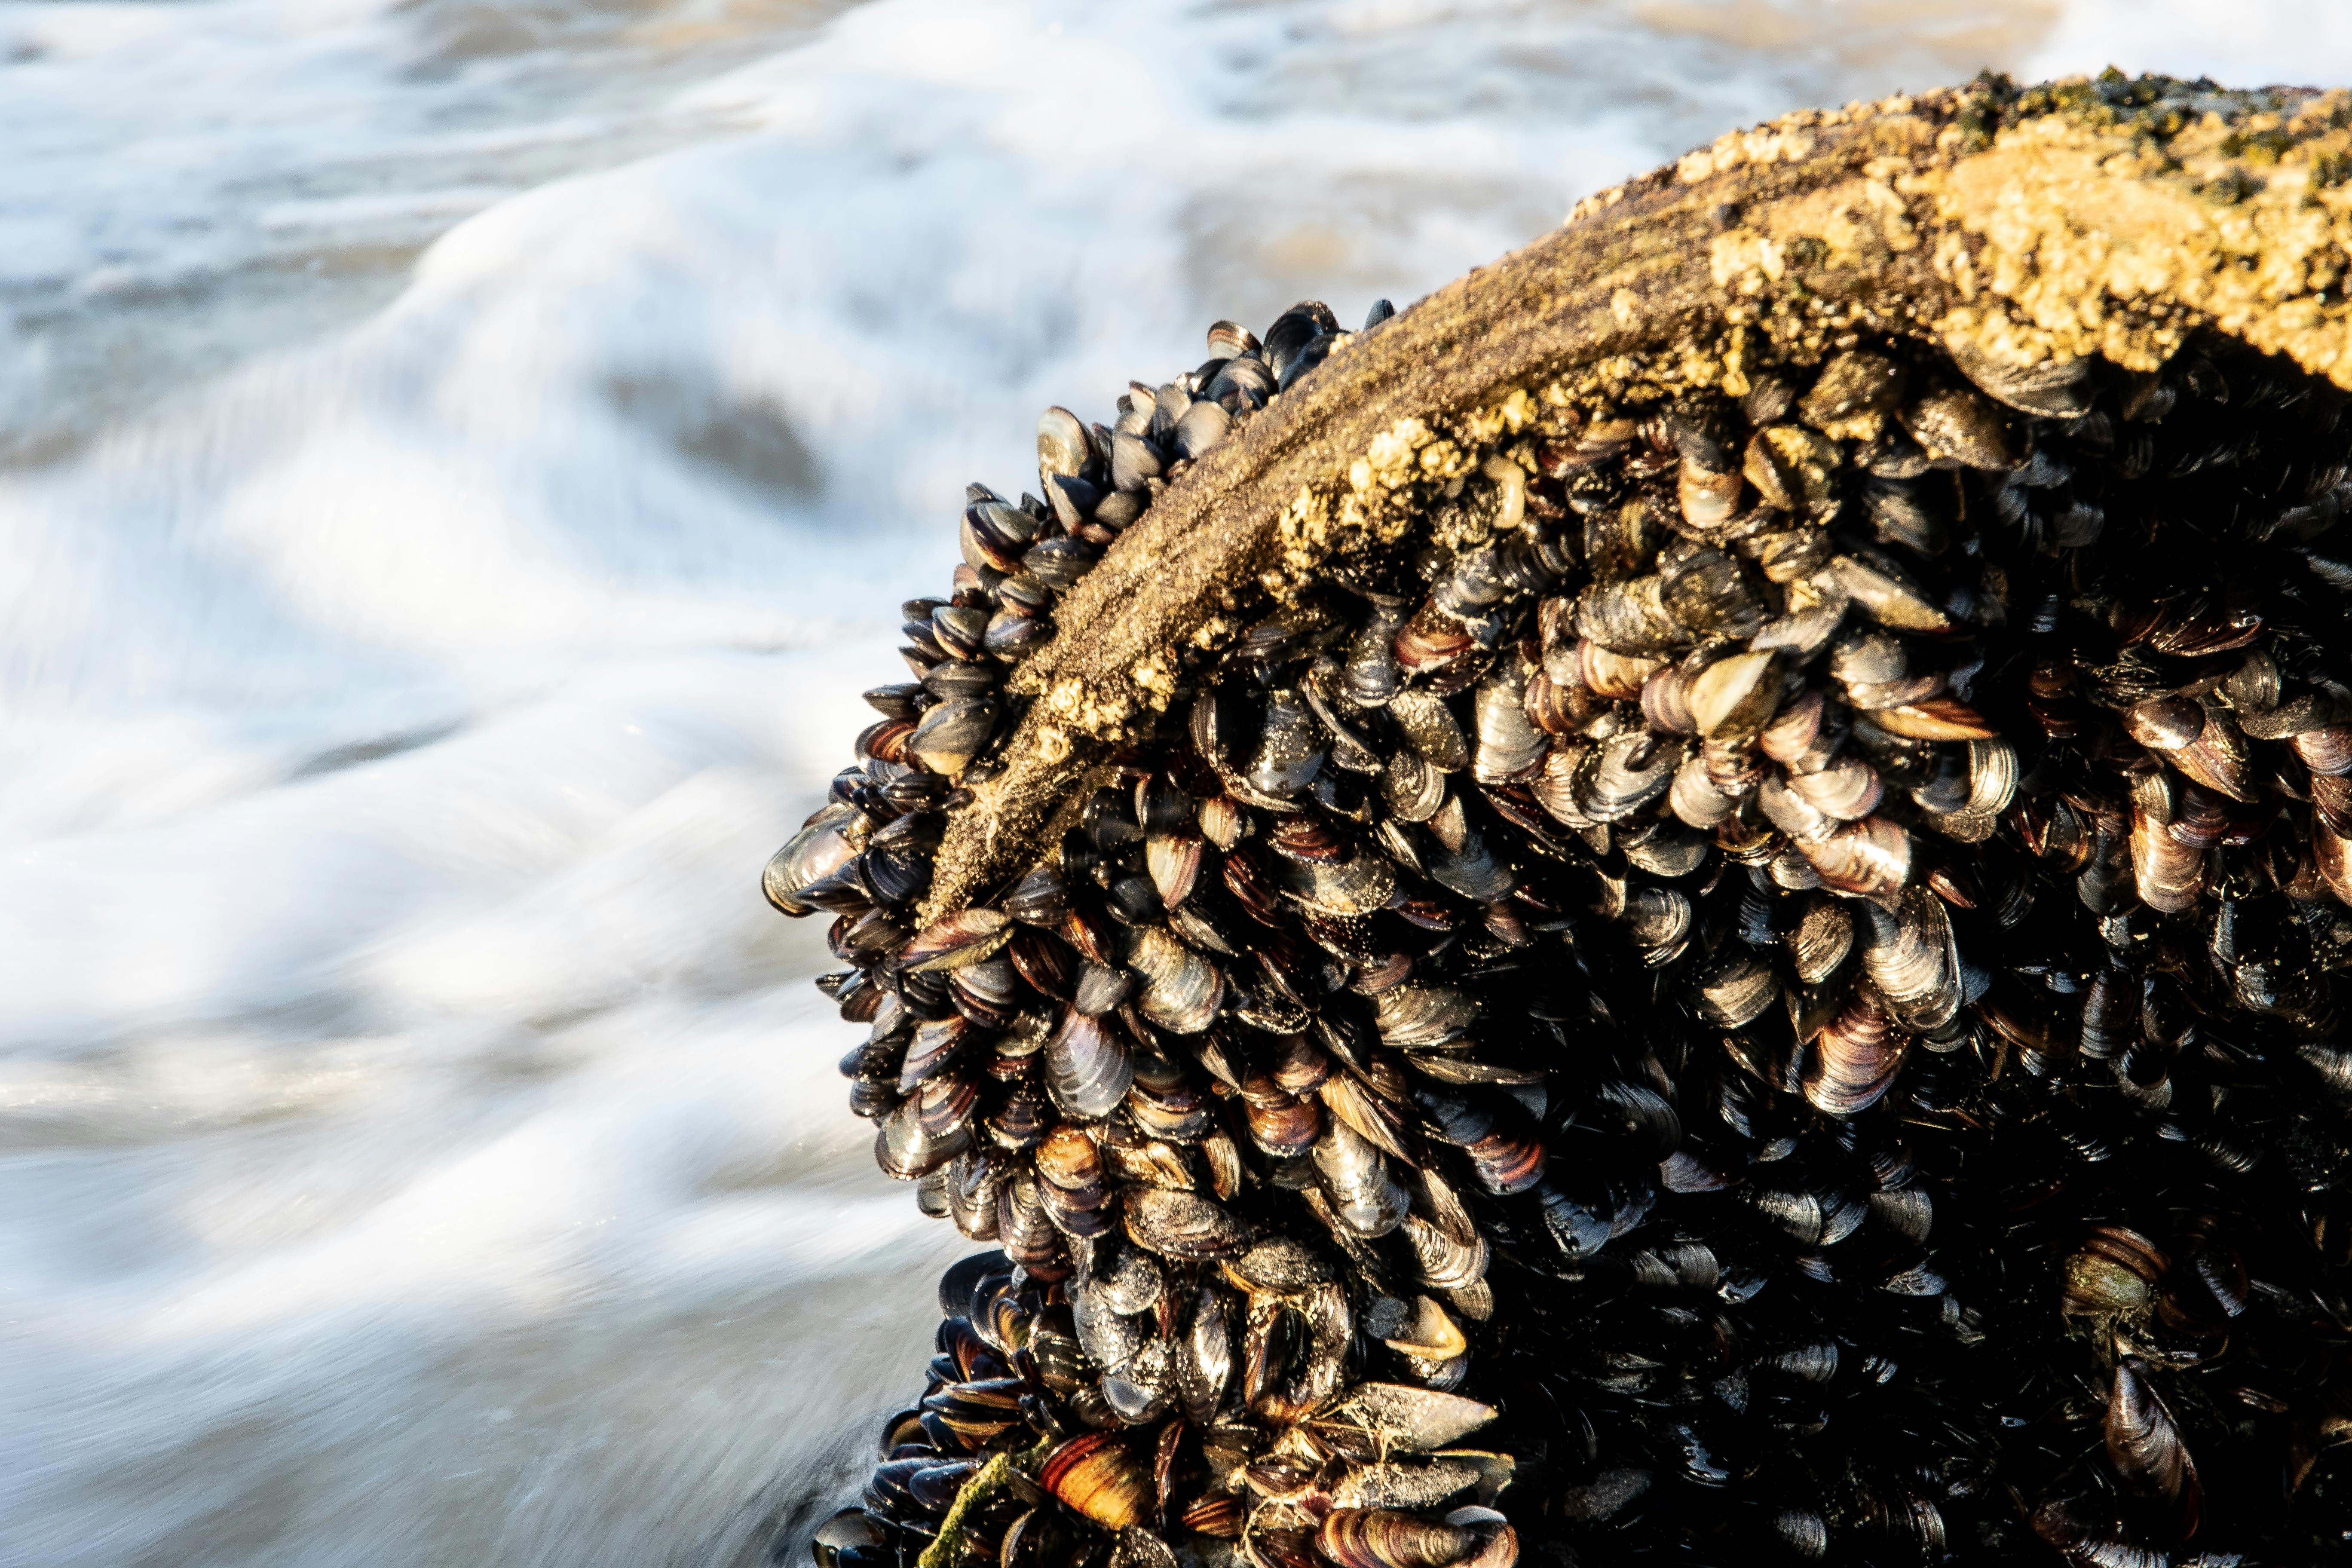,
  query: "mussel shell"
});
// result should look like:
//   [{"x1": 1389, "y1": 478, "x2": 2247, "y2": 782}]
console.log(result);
[
  {"x1": 1472, "y1": 664, "x2": 1548, "y2": 782},
  {"x1": 1799, "y1": 349, "x2": 1906, "y2": 427},
  {"x1": 2129, "y1": 802, "x2": 2205, "y2": 913},
  {"x1": 1744, "y1": 424, "x2": 1841, "y2": 516},
  {"x1": 1174, "y1": 398, "x2": 1232, "y2": 460},
  {"x1": 1045, "y1": 1009, "x2": 1135, "y2": 1118},
  {"x1": 1315, "y1": 1509, "x2": 1475, "y2": 1568},
  {"x1": 1037, "y1": 406, "x2": 1092, "y2": 478},
  {"x1": 1859, "y1": 891, "x2": 1959, "y2": 1032},
  {"x1": 764, "y1": 802, "x2": 872, "y2": 916},
  {"x1": 812, "y1": 1508, "x2": 887, "y2": 1568},
  {"x1": 899, "y1": 908, "x2": 1014, "y2": 973},
  {"x1": 1785, "y1": 897, "x2": 1853, "y2": 985},
  {"x1": 1577, "y1": 640, "x2": 1664, "y2": 701},
  {"x1": 876, "y1": 1092, "x2": 973, "y2": 1179},
  {"x1": 1694, "y1": 951, "x2": 1778, "y2": 1028},
  {"x1": 2063, "y1": 1226, "x2": 2168, "y2": 1315},
  {"x1": 1381, "y1": 747, "x2": 1449, "y2": 824},
  {"x1": 1667, "y1": 752, "x2": 1735, "y2": 828},
  {"x1": 1039, "y1": 1430, "x2": 1153, "y2": 1531},
  {"x1": 1786, "y1": 753, "x2": 1882, "y2": 821},
  {"x1": 1072, "y1": 961, "x2": 1135, "y2": 1018},
  {"x1": 1306, "y1": 1382, "x2": 1497, "y2": 1458},
  {"x1": 2106, "y1": 1357, "x2": 2200, "y2": 1515},
  {"x1": 1870, "y1": 697, "x2": 1994, "y2": 741},
  {"x1": 2294, "y1": 723, "x2": 2352, "y2": 776},
  {"x1": 1621, "y1": 885, "x2": 1694, "y2": 960},
  {"x1": 1271, "y1": 849, "x2": 1401, "y2": 917},
  {"x1": 1799, "y1": 992, "x2": 1907, "y2": 1115},
  {"x1": 1574, "y1": 732, "x2": 1683, "y2": 821},
  {"x1": 962, "y1": 502, "x2": 1039, "y2": 575},
  {"x1": 1246, "y1": 1086, "x2": 1323, "y2": 1156},
  {"x1": 1942, "y1": 331, "x2": 2093, "y2": 416},
  {"x1": 1110, "y1": 429, "x2": 1164, "y2": 493},
  {"x1": 921, "y1": 659, "x2": 999, "y2": 700},
  {"x1": 1249, "y1": 690, "x2": 1331, "y2": 799},
  {"x1": 1685, "y1": 652, "x2": 1779, "y2": 741},
  {"x1": 897, "y1": 1016, "x2": 970, "y2": 1092},
  {"x1": 1797, "y1": 816, "x2": 1912, "y2": 902},
  {"x1": 1375, "y1": 985, "x2": 1479, "y2": 1051},
  {"x1": 1127, "y1": 925, "x2": 1225, "y2": 1034},
  {"x1": 1024, "y1": 536, "x2": 1099, "y2": 590},
  {"x1": 1825, "y1": 551, "x2": 1951, "y2": 633},
  {"x1": 907, "y1": 696, "x2": 1001, "y2": 775},
  {"x1": 1124, "y1": 1186, "x2": 1251, "y2": 1260},
  {"x1": 1899, "y1": 385, "x2": 2018, "y2": 469}
]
